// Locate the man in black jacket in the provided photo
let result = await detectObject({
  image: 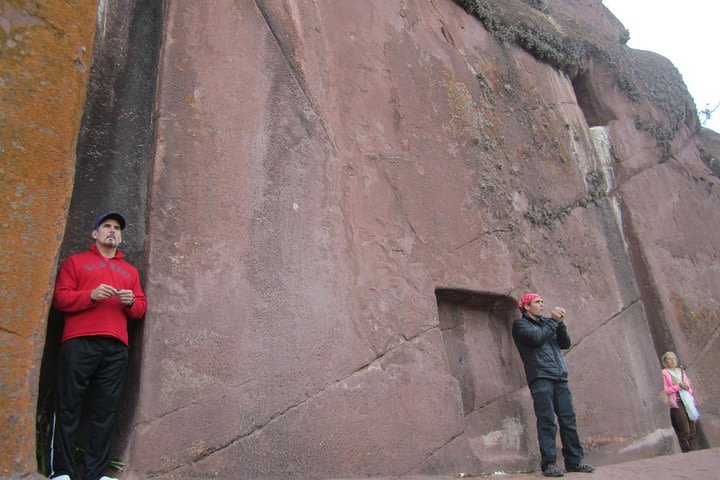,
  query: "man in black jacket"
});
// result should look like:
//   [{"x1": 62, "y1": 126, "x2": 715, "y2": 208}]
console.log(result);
[{"x1": 512, "y1": 293, "x2": 595, "y2": 477}]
